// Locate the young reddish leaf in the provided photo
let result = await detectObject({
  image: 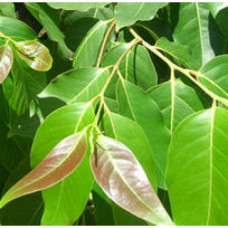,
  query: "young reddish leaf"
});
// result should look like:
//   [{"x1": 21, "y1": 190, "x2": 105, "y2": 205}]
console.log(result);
[
  {"x1": 16, "y1": 40, "x2": 53, "y2": 71},
  {"x1": 0, "y1": 129, "x2": 87, "y2": 209},
  {"x1": 0, "y1": 44, "x2": 13, "y2": 84},
  {"x1": 91, "y1": 135, "x2": 174, "y2": 226}
]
